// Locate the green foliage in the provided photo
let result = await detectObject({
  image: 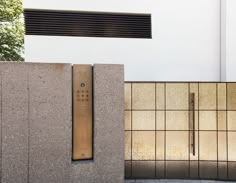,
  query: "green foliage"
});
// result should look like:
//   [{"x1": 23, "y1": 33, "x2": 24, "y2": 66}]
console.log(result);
[{"x1": 0, "y1": 0, "x2": 24, "y2": 61}]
